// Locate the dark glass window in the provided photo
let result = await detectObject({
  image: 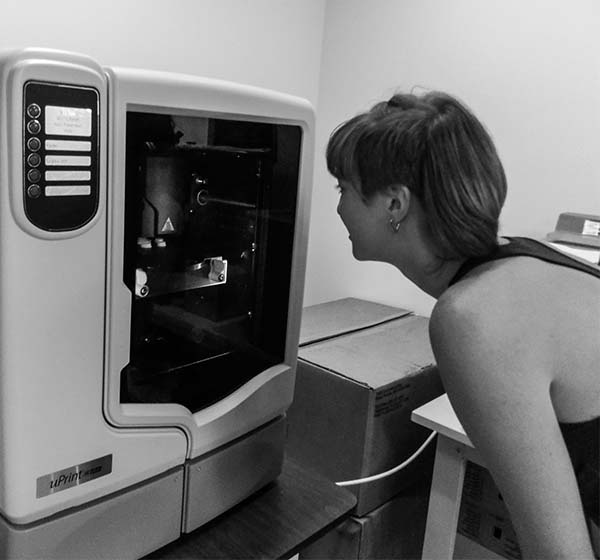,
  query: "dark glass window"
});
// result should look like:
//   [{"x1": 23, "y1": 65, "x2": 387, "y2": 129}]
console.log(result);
[{"x1": 120, "y1": 112, "x2": 302, "y2": 412}]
